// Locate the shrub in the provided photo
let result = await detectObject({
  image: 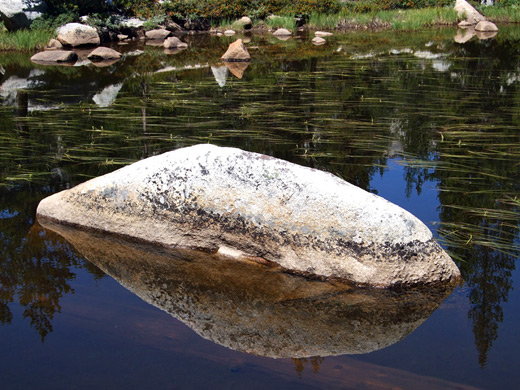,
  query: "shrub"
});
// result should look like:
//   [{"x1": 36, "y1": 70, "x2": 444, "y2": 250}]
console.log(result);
[
  {"x1": 342, "y1": 0, "x2": 454, "y2": 13},
  {"x1": 162, "y1": 0, "x2": 341, "y2": 21},
  {"x1": 43, "y1": 0, "x2": 107, "y2": 14},
  {"x1": 30, "y1": 11, "x2": 78, "y2": 30}
]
